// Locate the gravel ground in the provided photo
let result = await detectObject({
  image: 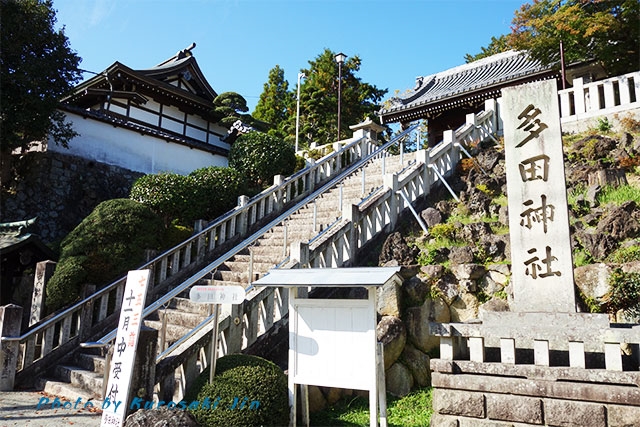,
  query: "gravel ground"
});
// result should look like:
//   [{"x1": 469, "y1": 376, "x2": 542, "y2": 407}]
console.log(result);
[{"x1": 0, "y1": 390, "x2": 102, "y2": 427}]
